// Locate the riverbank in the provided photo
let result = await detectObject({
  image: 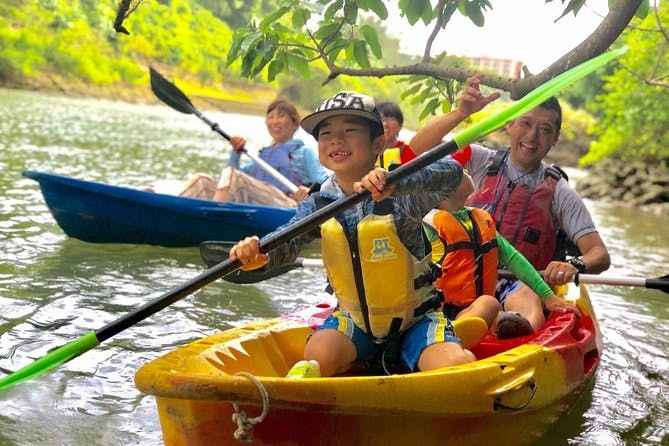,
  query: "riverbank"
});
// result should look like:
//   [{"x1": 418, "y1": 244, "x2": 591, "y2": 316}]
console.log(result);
[
  {"x1": 0, "y1": 70, "x2": 278, "y2": 116},
  {"x1": 576, "y1": 159, "x2": 669, "y2": 216}
]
